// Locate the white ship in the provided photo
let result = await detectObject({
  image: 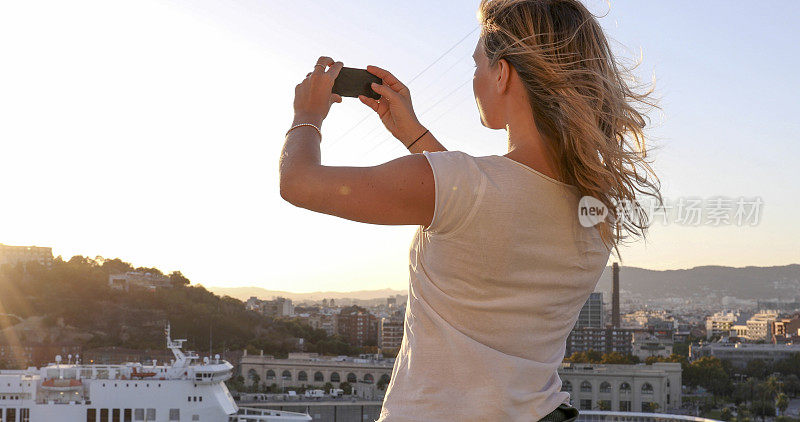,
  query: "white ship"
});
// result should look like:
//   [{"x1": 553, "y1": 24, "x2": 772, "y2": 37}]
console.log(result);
[{"x1": 0, "y1": 324, "x2": 311, "y2": 422}]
